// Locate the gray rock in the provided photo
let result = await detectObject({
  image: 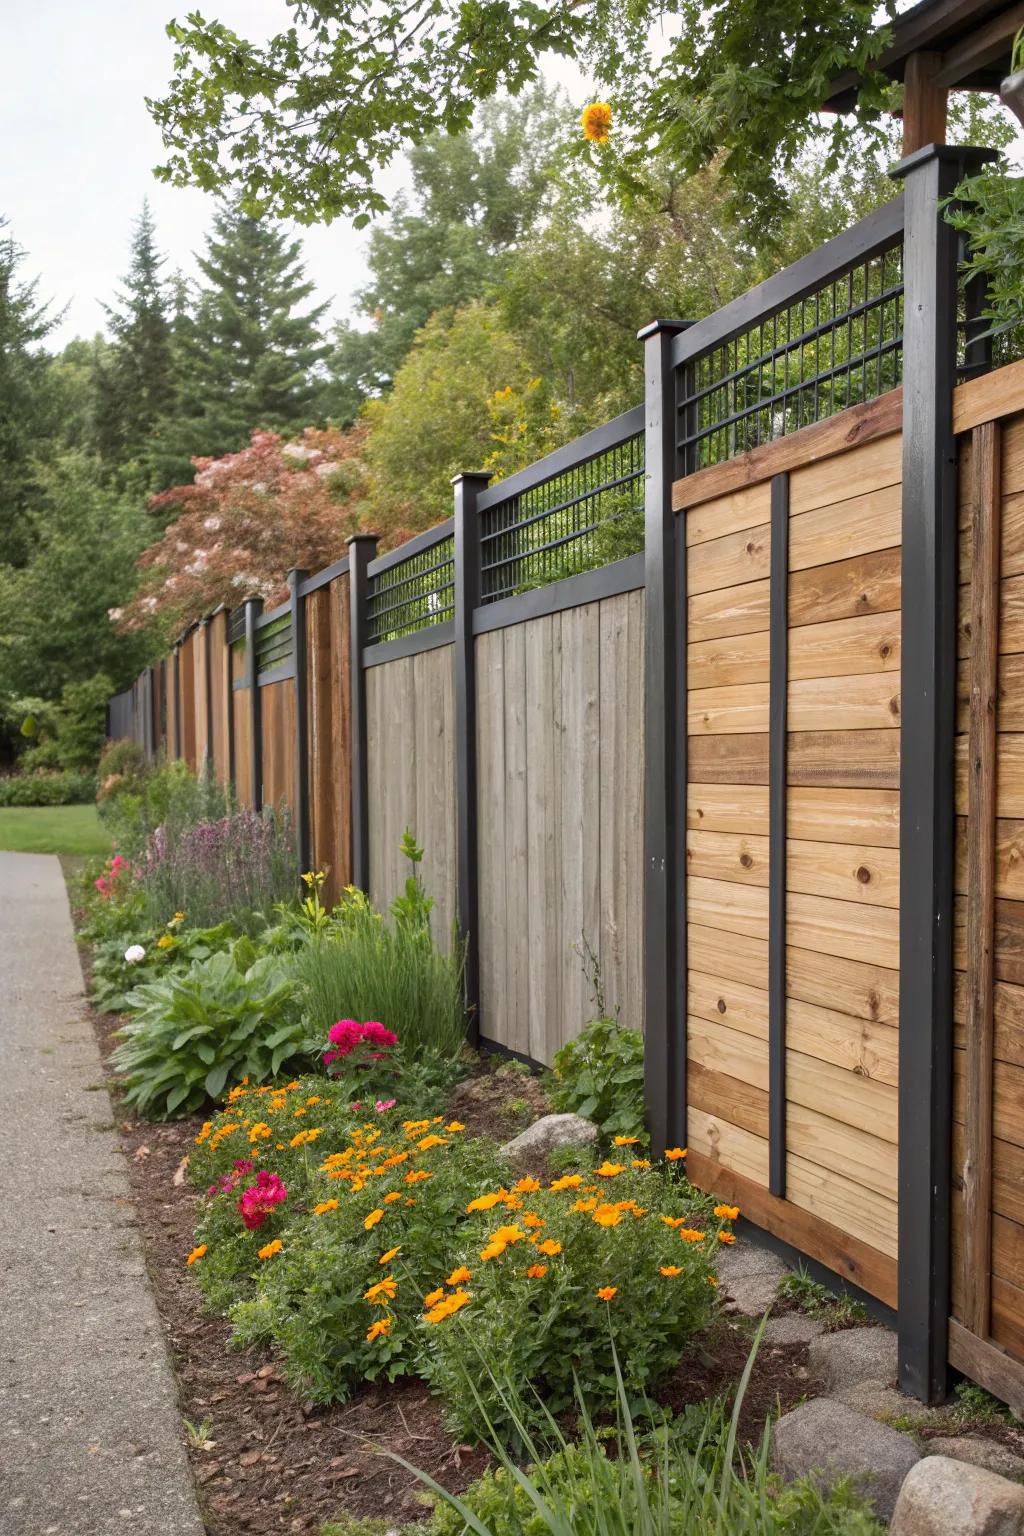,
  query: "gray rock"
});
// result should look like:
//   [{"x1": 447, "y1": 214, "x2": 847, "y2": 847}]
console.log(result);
[
  {"x1": 809, "y1": 1325, "x2": 898, "y2": 1393},
  {"x1": 838, "y1": 1380, "x2": 945, "y2": 1427},
  {"x1": 773, "y1": 1397, "x2": 920, "y2": 1521},
  {"x1": 498, "y1": 1112, "x2": 598, "y2": 1166},
  {"x1": 717, "y1": 1240, "x2": 788, "y2": 1316},
  {"x1": 765, "y1": 1312, "x2": 826, "y2": 1346},
  {"x1": 924, "y1": 1438, "x2": 1024, "y2": 1482},
  {"x1": 890, "y1": 1454, "x2": 1024, "y2": 1534}
]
